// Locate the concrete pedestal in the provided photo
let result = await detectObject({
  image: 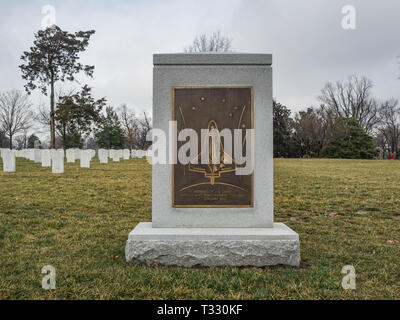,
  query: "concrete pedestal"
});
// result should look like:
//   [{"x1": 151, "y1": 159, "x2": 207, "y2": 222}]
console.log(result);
[{"x1": 125, "y1": 222, "x2": 300, "y2": 267}]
